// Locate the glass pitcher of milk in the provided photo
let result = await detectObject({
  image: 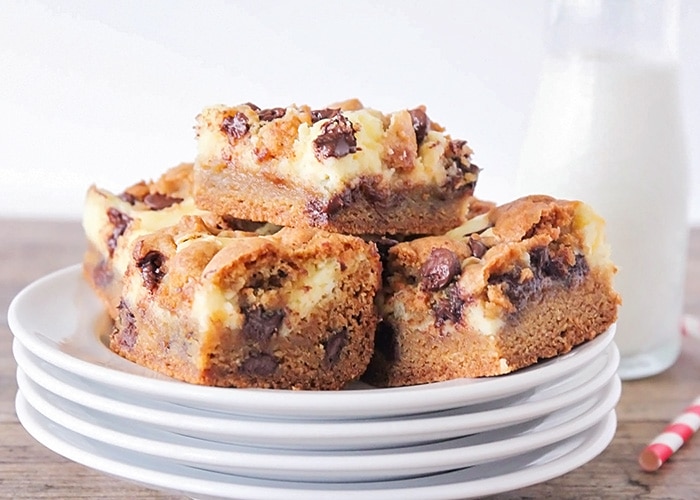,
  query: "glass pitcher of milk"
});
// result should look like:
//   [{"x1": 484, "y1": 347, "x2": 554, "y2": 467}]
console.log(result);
[{"x1": 515, "y1": 0, "x2": 689, "y2": 379}]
